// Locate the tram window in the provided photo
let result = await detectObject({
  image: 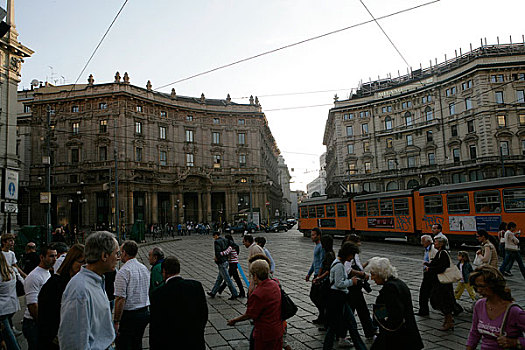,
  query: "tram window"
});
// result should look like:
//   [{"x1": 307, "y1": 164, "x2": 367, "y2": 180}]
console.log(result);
[
  {"x1": 367, "y1": 200, "x2": 379, "y2": 216},
  {"x1": 356, "y1": 202, "x2": 367, "y2": 217},
  {"x1": 394, "y1": 198, "x2": 410, "y2": 215},
  {"x1": 326, "y1": 205, "x2": 336, "y2": 217},
  {"x1": 337, "y1": 204, "x2": 347, "y2": 217},
  {"x1": 300, "y1": 207, "x2": 308, "y2": 218},
  {"x1": 380, "y1": 199, "x2": 393, "y2": 216},
  {"x1": 475, "y1": 190, "x2": 502, "y2": 213},
  {"x1": 424, "y1": 196, "x2": 443, "y2": 214},
  {"x1": 447, "y1": 193, "x2": 470, "y2": 214},
  {"x1": 308, "y1": 206, "x2": 316, "y2": 218},
  {"x1": 503, "y1": 188, "x2": 525, "y2": 212},
  {"x1": 316, "y1": 205, "x2": 325, "y2": 218}
]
